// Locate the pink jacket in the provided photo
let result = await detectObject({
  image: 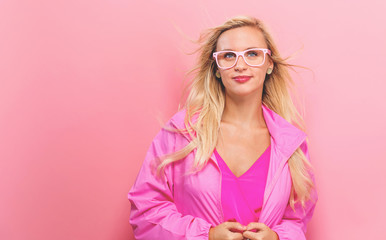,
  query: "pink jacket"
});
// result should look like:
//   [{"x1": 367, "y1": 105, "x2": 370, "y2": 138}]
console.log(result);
[{"x1": 128, "y1": 104, "x2": 318, "y2": 240}]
